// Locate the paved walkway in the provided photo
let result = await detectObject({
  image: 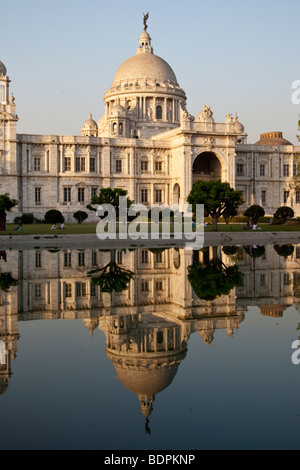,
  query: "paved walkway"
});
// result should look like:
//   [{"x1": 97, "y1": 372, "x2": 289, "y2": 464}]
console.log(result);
[{"x1": 0, "y1": 231, "x2": 299, "y2": 250}]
